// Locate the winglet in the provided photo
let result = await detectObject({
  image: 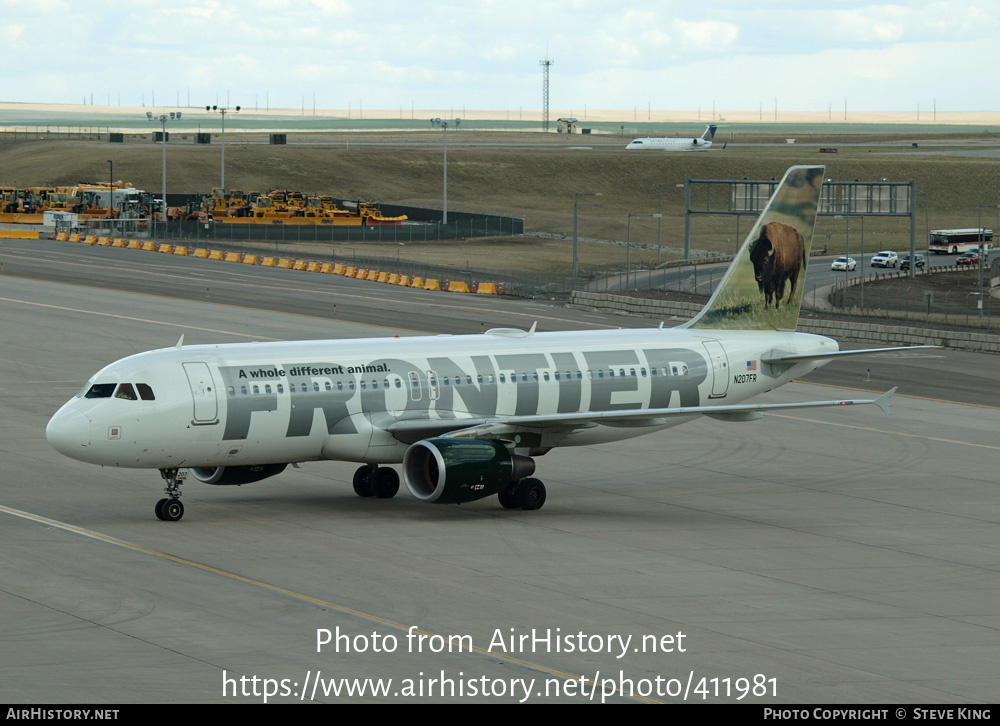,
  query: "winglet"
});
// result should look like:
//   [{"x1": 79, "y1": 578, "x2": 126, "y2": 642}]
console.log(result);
[
  {"x1": 873, "y1": 387, "x2": 897, "y2": 417},
  {"x1": 176, "y1": 334, "x2": 185, "y2": 349}
]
